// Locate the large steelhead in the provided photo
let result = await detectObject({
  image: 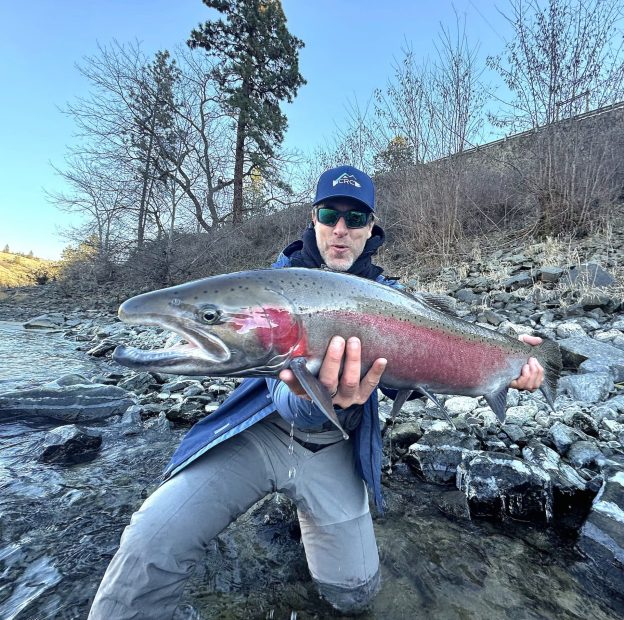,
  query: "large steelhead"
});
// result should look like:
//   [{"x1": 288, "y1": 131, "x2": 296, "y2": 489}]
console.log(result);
[{"x1": 113, "y1": 268, "x2": 561, "y2": 437}]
